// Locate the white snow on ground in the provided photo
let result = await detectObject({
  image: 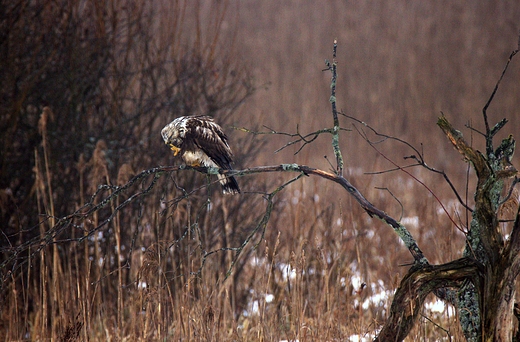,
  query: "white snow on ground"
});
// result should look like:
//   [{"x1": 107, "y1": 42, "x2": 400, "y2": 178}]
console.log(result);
[
  {"x1": 401, "y1": 216, "x2": 419, "y2": 227},
  {"x1": 246, "y1": 246, "x2": 453, "y2": 341},
  {"x1": 425, "y1": 298, "x2": 455, "y2": 316},
  {"x1": 351, "y1": 274, "x2": 363, "y2": 289},
  {"x1": 348, "y1": 333, "x2": 376, "y2": 342},
  {"x1": 279, "y1": 262, "x2": 297, "y2": 280},
  {"x1": 243, "y1": 292, "x2": 275, "y2": 317}
]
